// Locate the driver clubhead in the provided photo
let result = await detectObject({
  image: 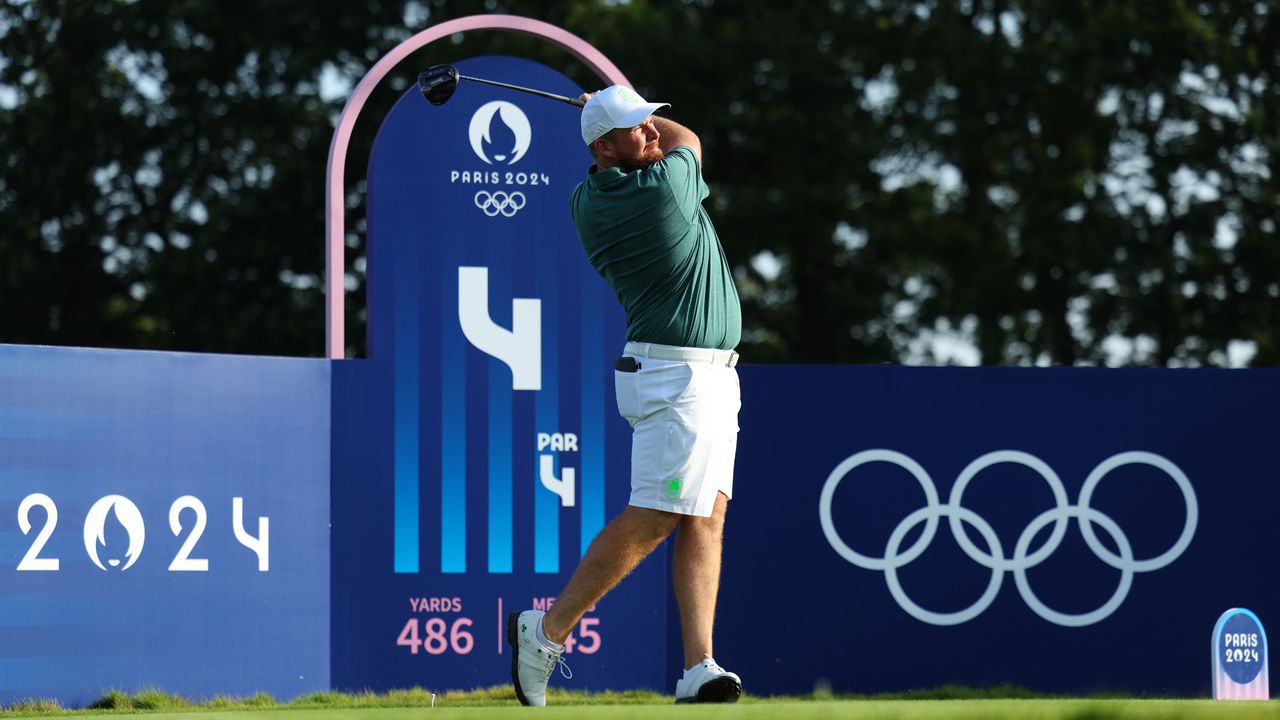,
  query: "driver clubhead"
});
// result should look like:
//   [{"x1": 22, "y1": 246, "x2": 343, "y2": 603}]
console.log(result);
[{"x1": 418, "y1": 65, "x2": 459, "y2": 106}]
